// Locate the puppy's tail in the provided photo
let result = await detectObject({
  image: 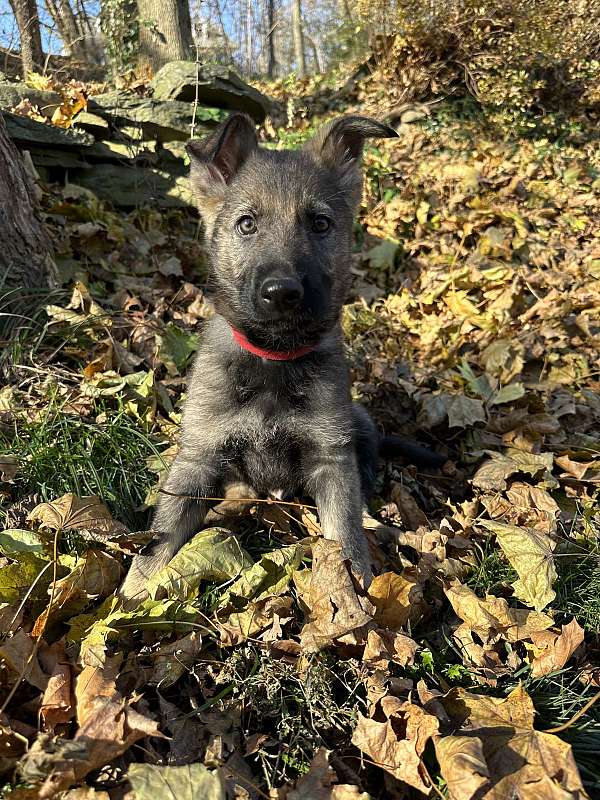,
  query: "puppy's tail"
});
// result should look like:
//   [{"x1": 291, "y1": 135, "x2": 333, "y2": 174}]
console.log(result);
[{"x1": 379, "y1": 434, "x2": 446, "y2": 469}]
